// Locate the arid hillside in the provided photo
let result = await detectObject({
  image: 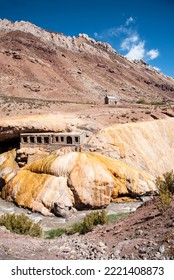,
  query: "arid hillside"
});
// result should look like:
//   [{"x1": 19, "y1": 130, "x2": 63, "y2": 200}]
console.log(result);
[{"x1": 0, "y1": 19, "x2": 174, "y2": 104}]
